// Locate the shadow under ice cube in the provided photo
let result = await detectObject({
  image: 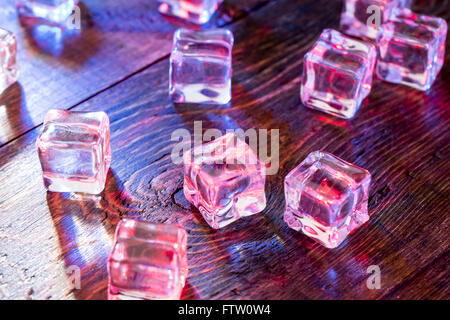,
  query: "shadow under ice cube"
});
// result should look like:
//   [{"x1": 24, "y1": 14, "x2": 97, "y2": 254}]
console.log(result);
[
  {"x1": 284, "y1": 151, "x2": 371, "y2": 249},
  {"x1": 158, "y1": 0, "x2": 223, "y2": 25},
  {"x1": 36, "y1": 109, "x2": 111, "y2": 194},
  {"x1": 376, "y1": 9, "x2": 447, "y2": 91},
  {"x1": 183, "y1": 133, "x2": 266, "y2": 229},
  {"x1": 170, "y1": 28, "x2": 233, "y2": 105},
  {"x1": 301, "y1": 29, "x2": 377, "y2": 119},
  {"x1": 108, "y1": 219, "x2": 188, "y2": 300},
  {"x1": 0, "y1": 28, "x2": 19, "y2": 95}
]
